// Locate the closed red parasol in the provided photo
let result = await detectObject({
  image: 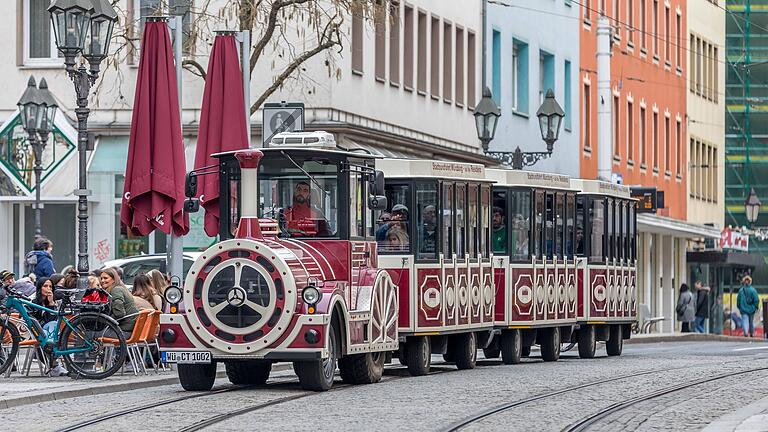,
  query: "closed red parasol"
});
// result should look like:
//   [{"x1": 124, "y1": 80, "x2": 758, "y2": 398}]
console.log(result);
[
  {"x1": 193, "y1": 34, "x2": 249, "y2": 237},
  {"x1": 121, "y1": 21, "x2": 189, "y2": 236}
]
